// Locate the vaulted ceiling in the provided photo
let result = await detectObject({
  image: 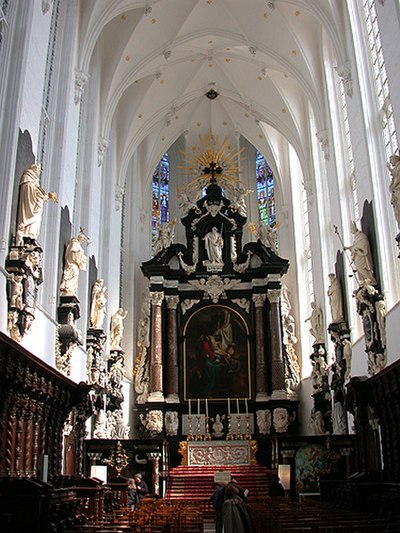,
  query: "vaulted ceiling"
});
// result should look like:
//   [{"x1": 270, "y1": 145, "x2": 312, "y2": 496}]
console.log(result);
[{"x1": 78, "y1": 0, "x2": 347, "y2": 186}]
